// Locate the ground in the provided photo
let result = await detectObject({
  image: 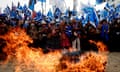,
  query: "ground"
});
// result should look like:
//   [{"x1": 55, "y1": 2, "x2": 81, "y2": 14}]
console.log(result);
[
  {"x1": 106, "y1": 52, "x2": 120, "y2": 72},
  {"x1": 0, "y1": 52, "x2": 120, "y2": 72}
]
